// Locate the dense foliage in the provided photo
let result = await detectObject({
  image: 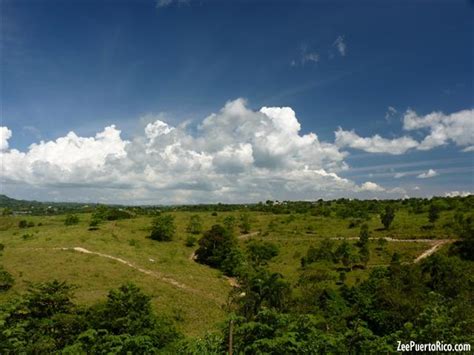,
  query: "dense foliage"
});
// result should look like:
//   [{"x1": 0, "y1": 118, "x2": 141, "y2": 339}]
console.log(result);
[
  {"x1": 0, "y1": 282, "x2": 180, "y2": 353},
  {"x1": 195, "y1": 225, "x2": 243, "y2": 276},
  {"x1": 1, "y1": 195, "x2": 473, "y2": 353}
]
